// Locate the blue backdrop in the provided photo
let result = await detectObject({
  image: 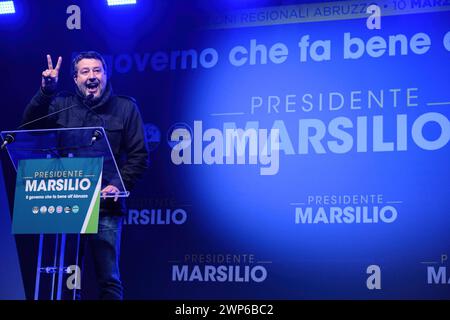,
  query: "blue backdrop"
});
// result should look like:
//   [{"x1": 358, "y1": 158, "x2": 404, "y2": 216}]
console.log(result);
[{"x1": 1, "y1": 0, "x2": 449, "y2": 299}]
